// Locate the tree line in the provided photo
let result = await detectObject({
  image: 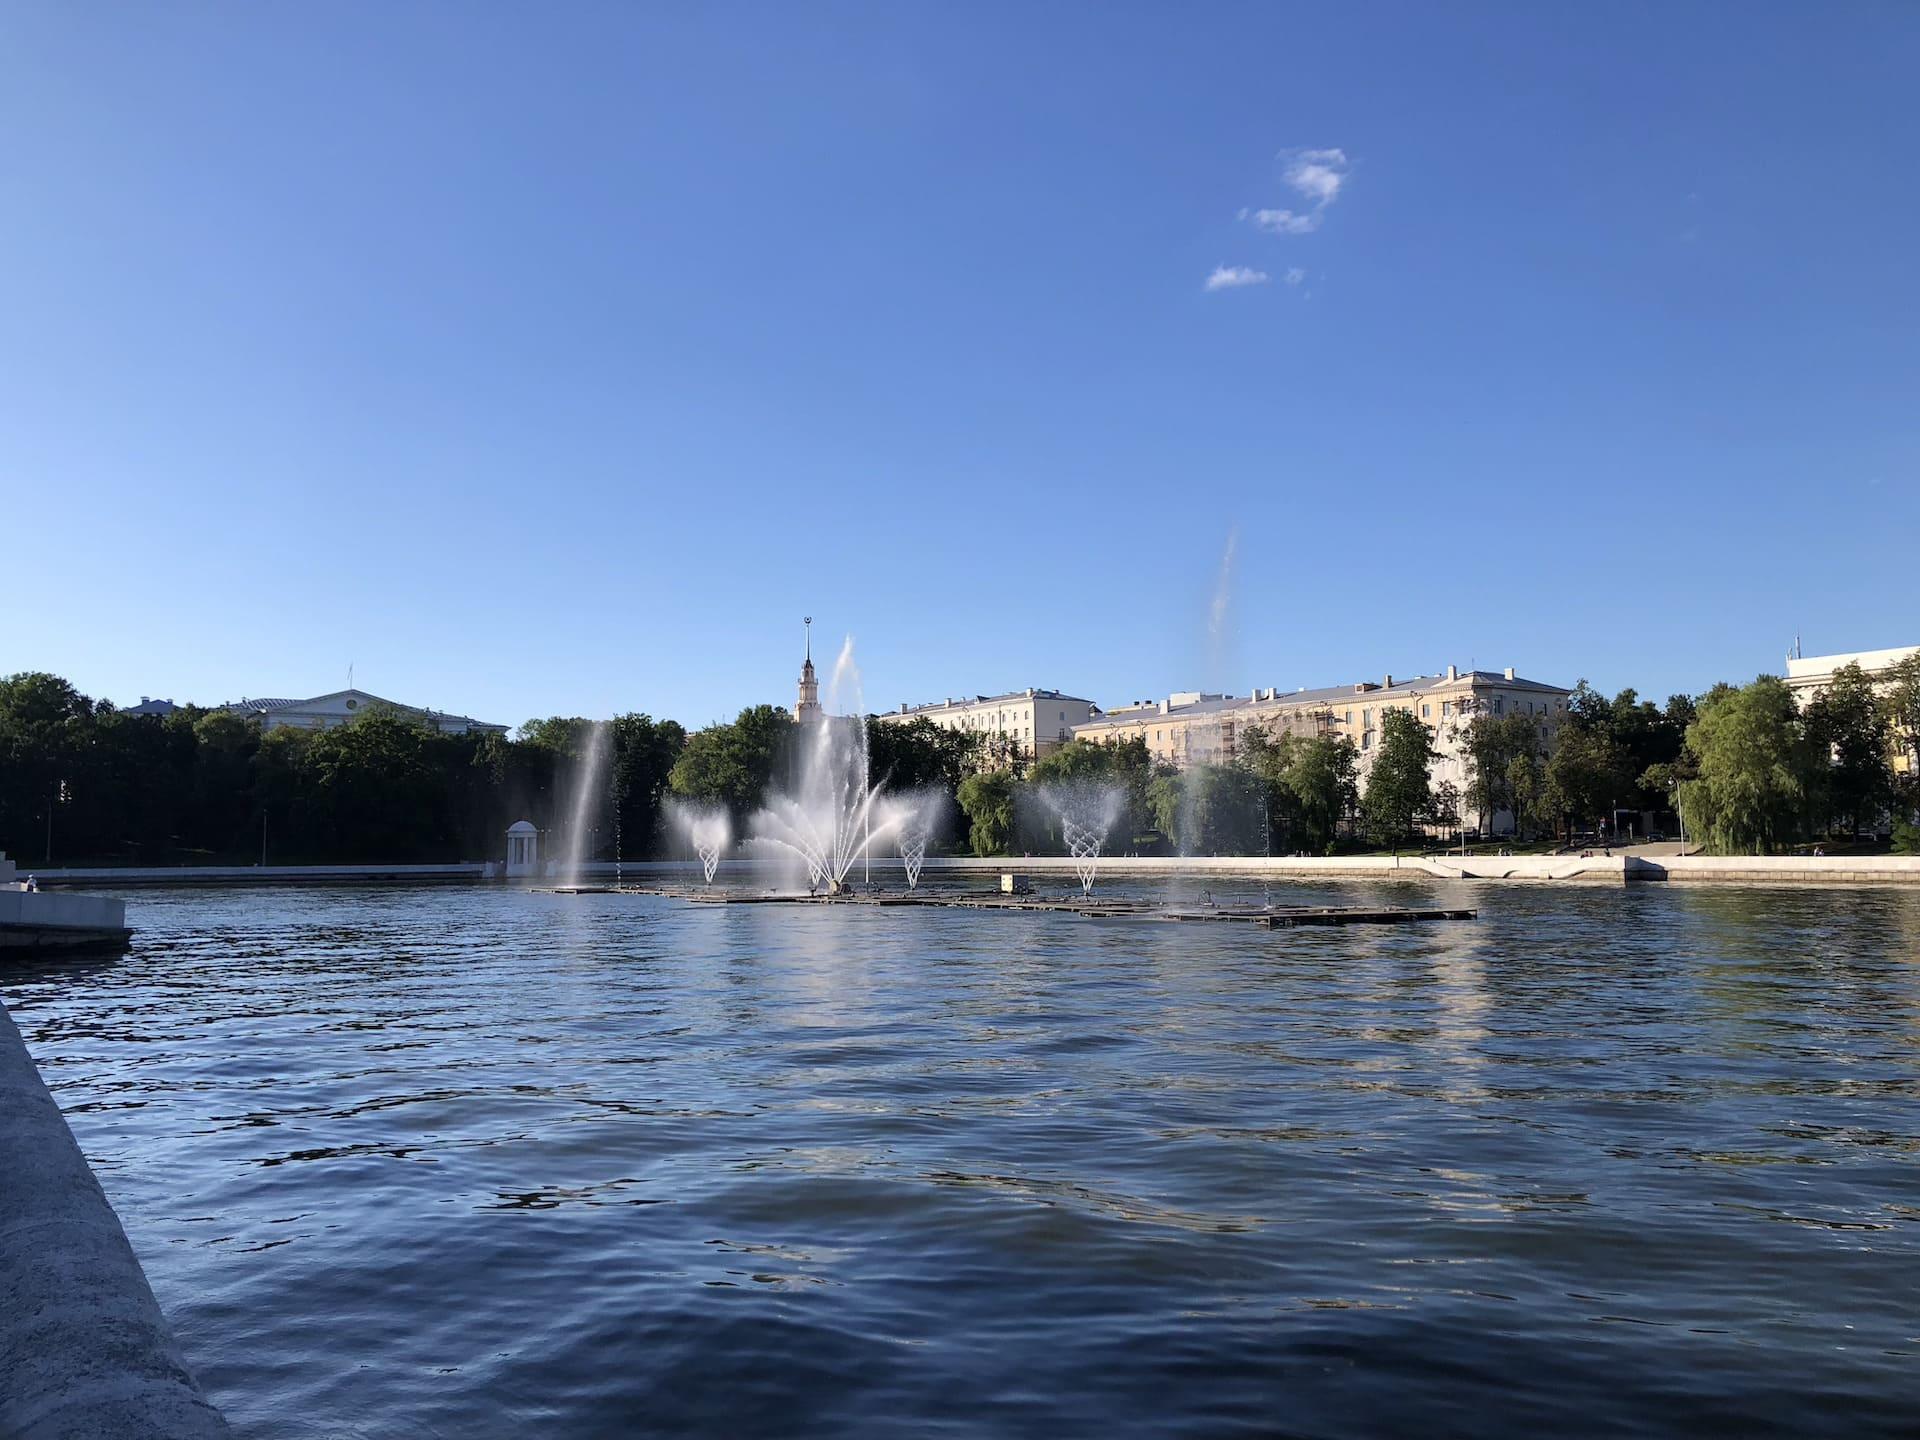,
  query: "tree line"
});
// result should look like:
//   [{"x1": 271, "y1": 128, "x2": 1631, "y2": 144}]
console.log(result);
[
  {"x1": 4, "y1": 660, "x2": 1916, "y2": 866},
  {"x1": 0, "y1": 673, "x2": 685, "y2": 866}
]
